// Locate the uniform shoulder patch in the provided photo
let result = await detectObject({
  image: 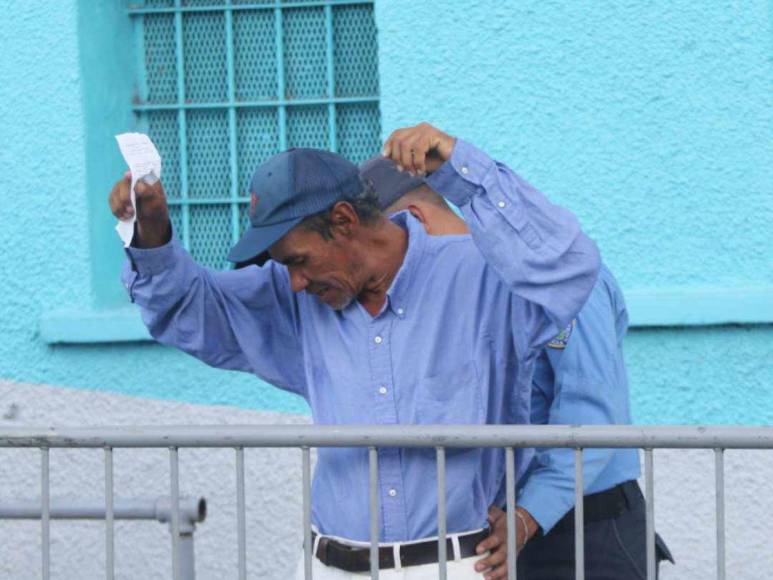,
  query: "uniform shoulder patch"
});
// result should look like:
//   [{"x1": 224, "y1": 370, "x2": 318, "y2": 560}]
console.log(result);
[{"x1": 547, "y1": 320, "x2": 576, "y2": 349}]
